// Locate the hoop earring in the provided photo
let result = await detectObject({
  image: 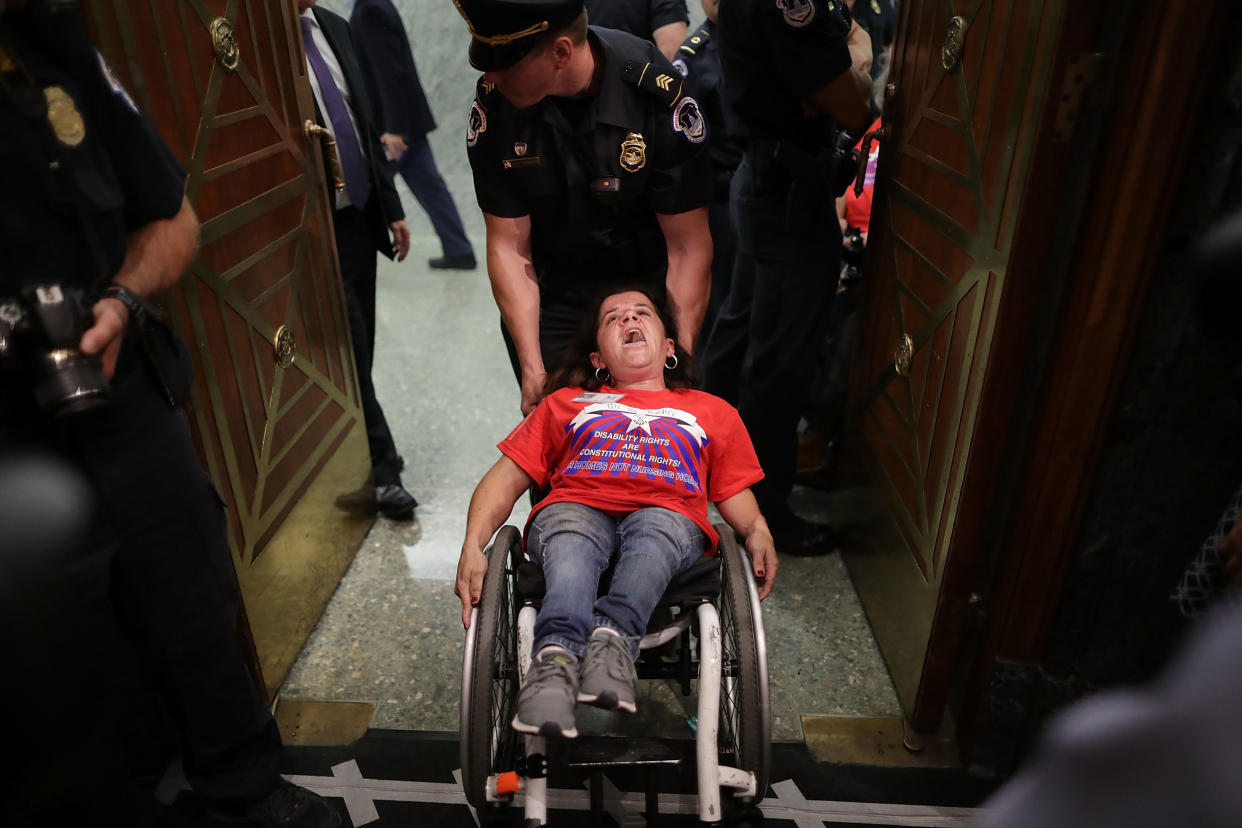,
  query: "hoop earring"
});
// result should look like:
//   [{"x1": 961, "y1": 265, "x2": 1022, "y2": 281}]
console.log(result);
[
  {"x1": 665, "y1": 354, "x2": 679, "y2": 370},
  {"x1": 594, "y1": 366, "x2": 610, "y2": 383}
]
